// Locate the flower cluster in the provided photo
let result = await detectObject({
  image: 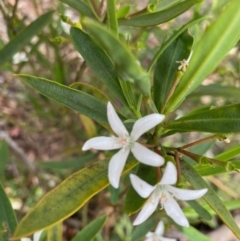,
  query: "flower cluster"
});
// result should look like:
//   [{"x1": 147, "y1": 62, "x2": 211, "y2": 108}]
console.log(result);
[{"x1": 82, "y1": 102, "x2": 208, "y2": 227}]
